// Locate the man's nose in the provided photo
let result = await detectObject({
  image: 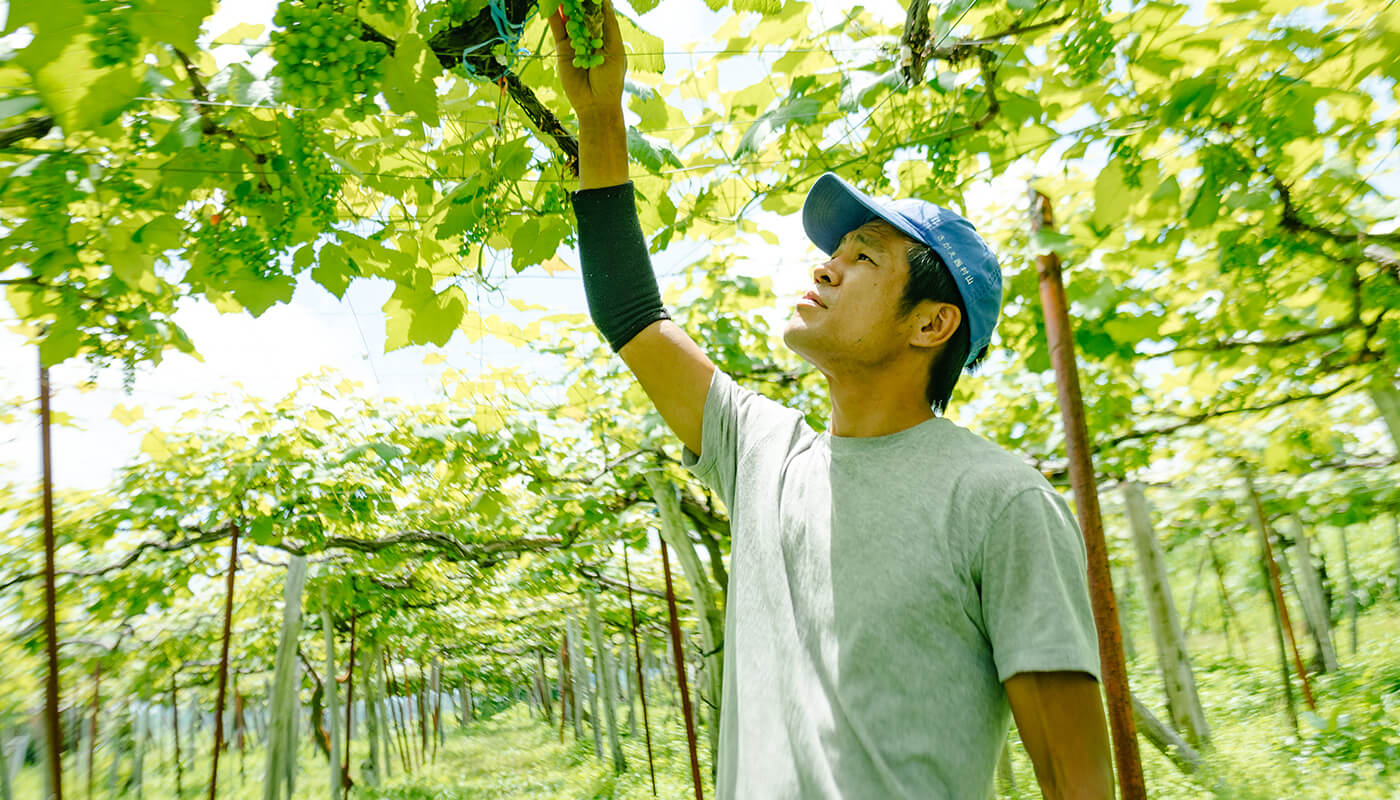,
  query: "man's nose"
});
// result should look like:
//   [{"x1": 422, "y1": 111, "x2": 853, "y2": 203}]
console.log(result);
[{"x1": 813, "y1": 259, "x2": 840, "y2": 285}]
